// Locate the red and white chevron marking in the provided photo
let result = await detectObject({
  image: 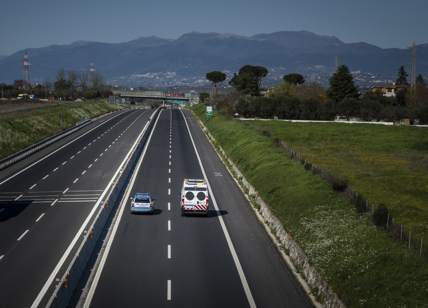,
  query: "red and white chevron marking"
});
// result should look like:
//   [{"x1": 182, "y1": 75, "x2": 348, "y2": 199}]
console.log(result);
[{"x1": 184, "y1": 205, "x2": 208, "y2": 211}]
